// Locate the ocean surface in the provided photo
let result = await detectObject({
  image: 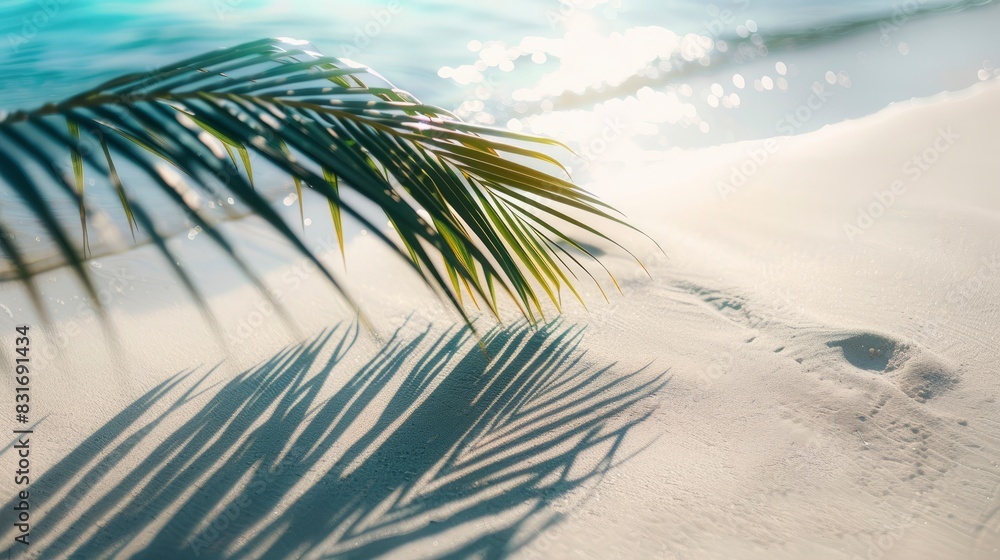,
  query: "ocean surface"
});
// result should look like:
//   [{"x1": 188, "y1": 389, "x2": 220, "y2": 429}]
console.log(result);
[
  {"x1": 0, "y1": 0, "x2": 998, "y2": 303},
  {"x1": 1, "y1": 0, "x2": 997, "y2": 146}
]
